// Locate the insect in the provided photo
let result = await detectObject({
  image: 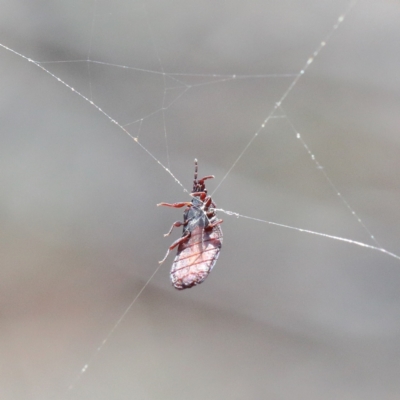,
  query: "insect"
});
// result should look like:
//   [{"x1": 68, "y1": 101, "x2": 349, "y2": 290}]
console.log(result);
[{"x1": 158, "y1": 159, "x2": 223, "y2": 290}]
